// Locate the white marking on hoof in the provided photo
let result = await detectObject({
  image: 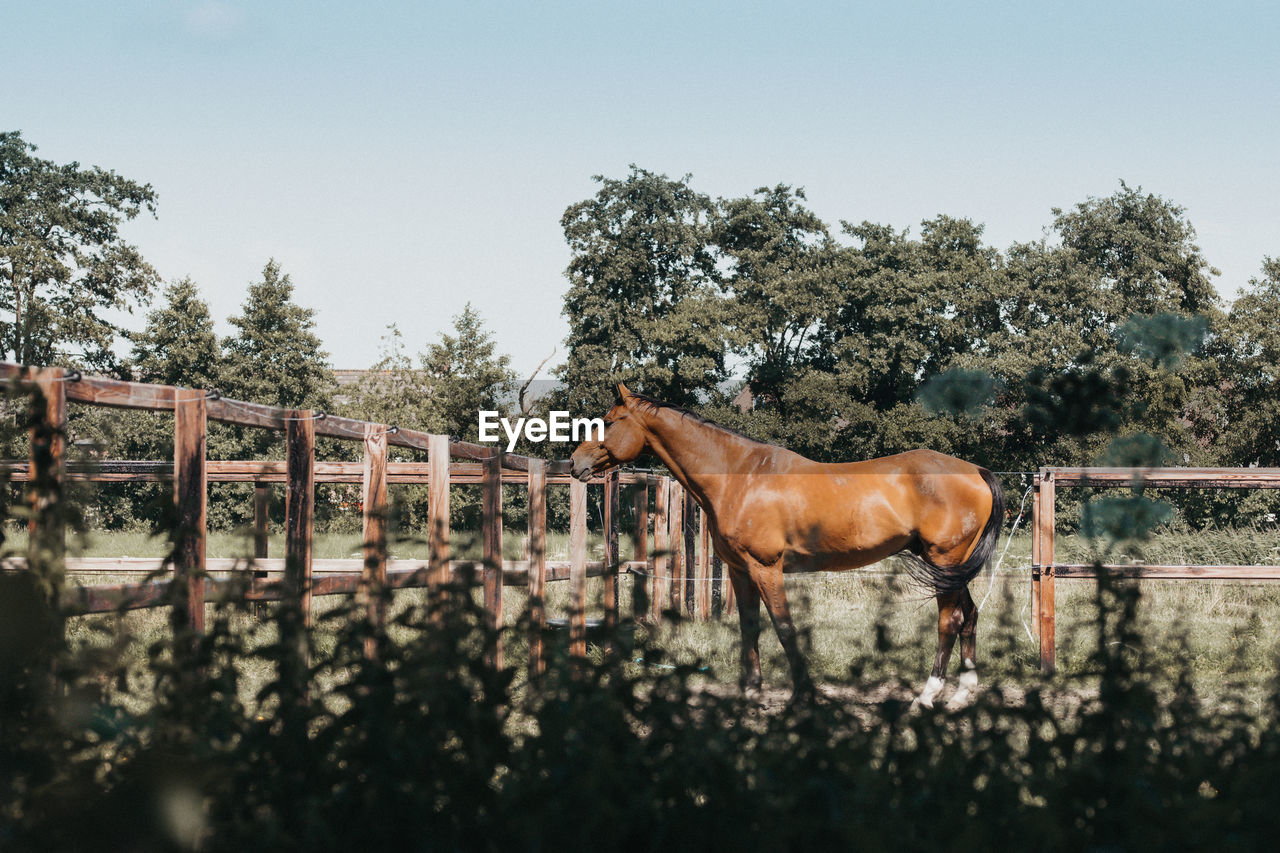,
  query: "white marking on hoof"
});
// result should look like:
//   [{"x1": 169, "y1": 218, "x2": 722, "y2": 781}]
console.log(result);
[
  {"x1": 912, "y1": 675, "x2": 945, "y2": 710},
  {"x1": 946, "y1": 669, "x2": 979, "y2": 710}
]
